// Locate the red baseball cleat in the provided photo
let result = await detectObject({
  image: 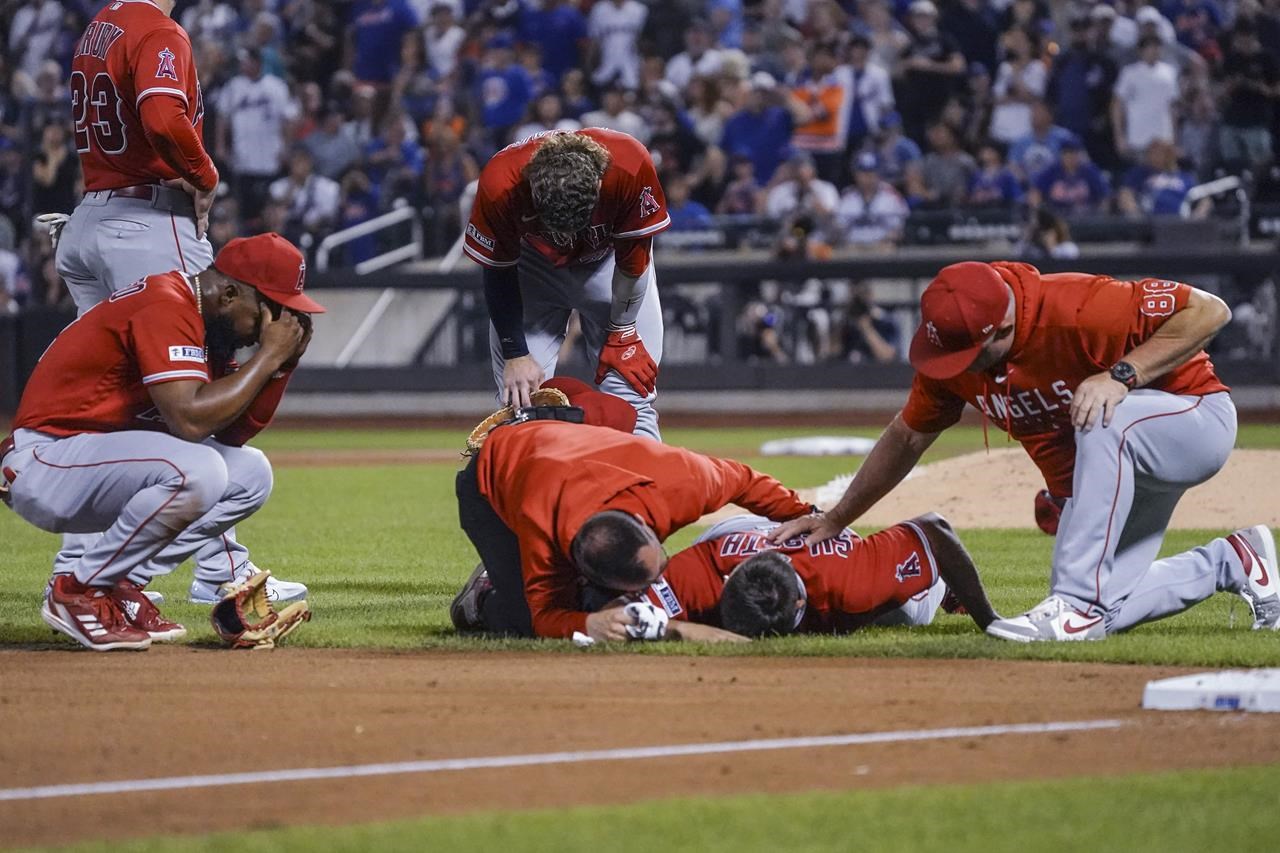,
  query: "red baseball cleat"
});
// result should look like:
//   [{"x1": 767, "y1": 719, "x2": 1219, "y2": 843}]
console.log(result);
[
  {"x1": 41, "y1": 575, "x2": 151, "y2": 651},
  {"x1": 111, "y1": 579, "x2": 187, "y2": 642}
]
